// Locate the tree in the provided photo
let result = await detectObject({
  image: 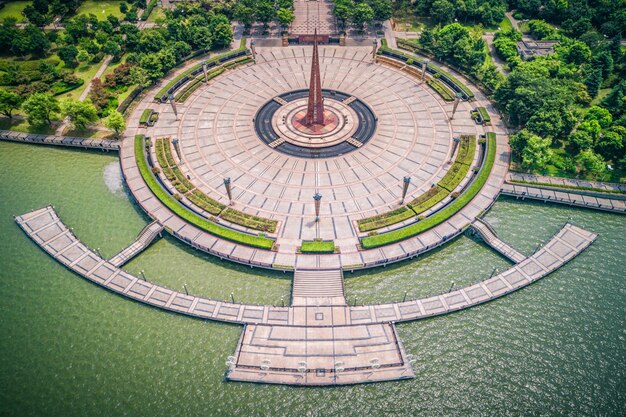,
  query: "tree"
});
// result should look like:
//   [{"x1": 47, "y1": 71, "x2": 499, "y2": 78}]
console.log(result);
[
  {"x1": 23, "y1": 5, "x2": 47, "y2": 27},
  {"x1": 563, "y1": 41, "x2": 591, "y2": 65},
  {"x1": 351, "y1": 3, "x2": 374, "y2": 31},
  {"x1": 584, "y1": 68, "x2": 602, "y2": 98},
  {"x1": 430, "y1": 0, "x2": 455, "y2": 25},
  {"x1": 61, "y1": 99, "x2": 98, "y2": 129},
  {"x1": 601, "y1": 81, "x2": 626, "y2": 116},
  {"x1": 585, "y1": 106, "x2": 612, "y2": 129},
  {"x1": 233, "y1": 3, "x2": 255, "y2": 30},
  {"x1": 189, "y1": 26, "x2": 212, "y2": 51},
  {"x1": 596, "y1": 130, "x2": 624, "y2": 161},
  {"x1": 526, "y1": 109, "x2": 564, "y2": 138},
  {"x1": 576, "y1": 149, "x2": 606, "y2": 178},
  {"x1": 22, "y1": 93, "x2": 59, "y2": 126},
  {"x1": 129, "y1": 66, "x2": 152, "y2": 88},
  {"x1": 102, "y1": 40, "x2": 122, "y2": 58},
  {"x1": 212, "y1": 22, "x2": 233, "y2": 49},
  {"x1": 333, "y1": 1, "x2": 352, "y2": 30},
  {"x1": 88, "y1": 79, "x2": 113, "y2": 113},
  {"x1": 58, "y1": 45, "x2": 79, "y2": 67},
  {"x1": 0, "y1": 89, "x2": 24, "y2": 118},
  {"x1": 521, "y1": 134, "x2": 553, "y2": 170},
  {"x1": 369, "y1": 0, "x2": 392, "y2": 22},
  {"x1": 276, "y1": 8, "x2": 295, "y2": 31},
  {"x1": 256, "y1": 0, "x2": 276, "y2": 29},
  {"x1": 76, "y1": 49, "x2": 92, "y2": 63},
  {"x1": 569, "y1": 130, "x2": 594, "y2": 152},
  {"x1": 104, "y1": 110, "x2": 126, "y2": 138}
]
